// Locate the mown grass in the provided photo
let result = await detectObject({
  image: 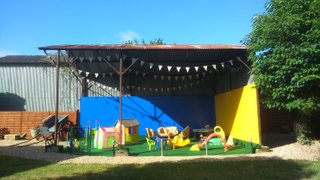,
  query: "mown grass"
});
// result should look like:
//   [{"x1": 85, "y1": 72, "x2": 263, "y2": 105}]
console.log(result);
[{"x1": 0, "y1": 155, "x2": 319, "y2": 180}]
